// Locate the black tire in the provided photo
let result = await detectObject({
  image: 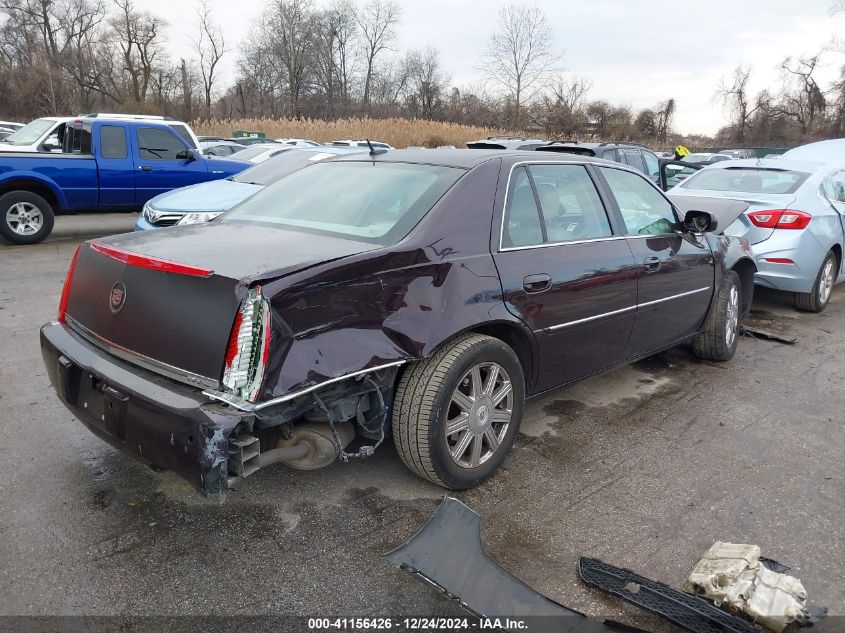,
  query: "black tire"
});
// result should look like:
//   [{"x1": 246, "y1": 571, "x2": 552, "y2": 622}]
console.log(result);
[
  {"x1": 392, "y1": 333, "x2": 525, "y2": 489},
  {"x1": 794, "y1": 251, "x2": 837, "y2": 313},
  {"x1": 0, "y1": 191, "x2": 55, "y2": 245},
  {"x1": 693, "y1": 270, "x2": 741, "y2": 362}
]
